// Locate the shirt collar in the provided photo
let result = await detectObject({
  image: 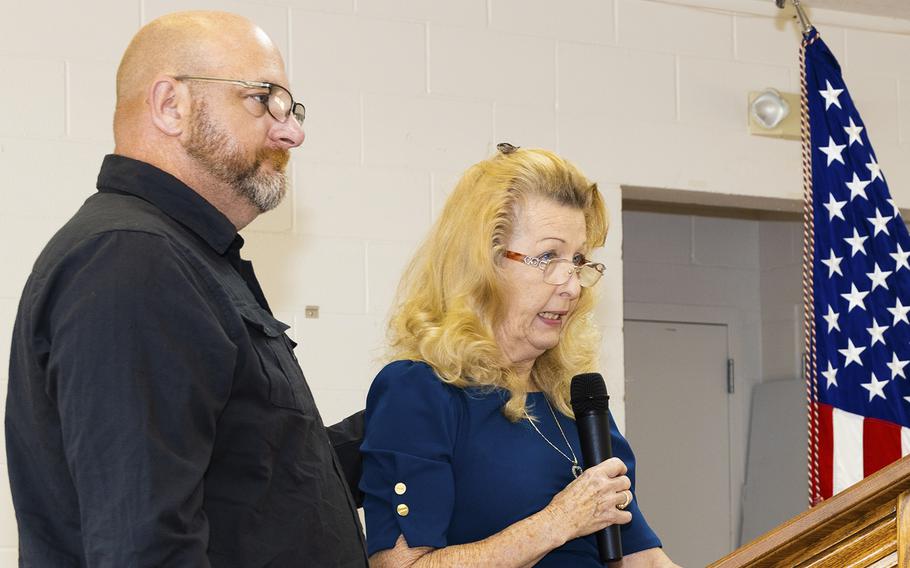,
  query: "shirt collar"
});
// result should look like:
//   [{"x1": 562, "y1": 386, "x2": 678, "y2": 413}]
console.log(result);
[{"x1": 96, "y1": 154, "x2": 239, "y2": 254}]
